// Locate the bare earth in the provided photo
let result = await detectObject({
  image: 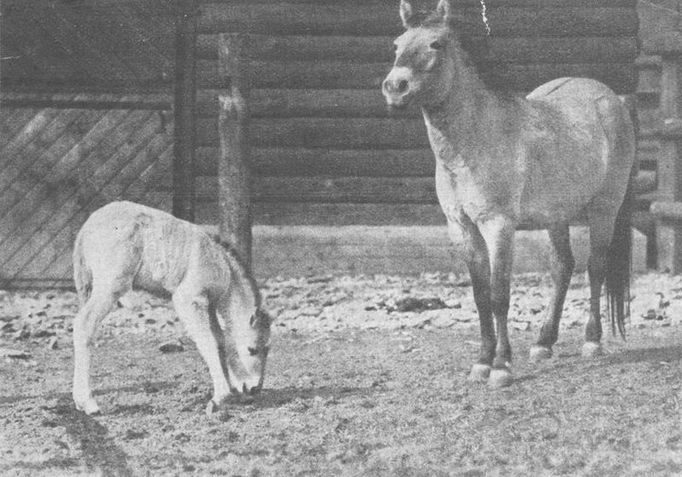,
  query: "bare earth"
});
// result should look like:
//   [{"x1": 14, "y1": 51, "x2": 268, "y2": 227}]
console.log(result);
[{"x1": 1, "y1": 272, "x2": 682, "y2": 476}]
